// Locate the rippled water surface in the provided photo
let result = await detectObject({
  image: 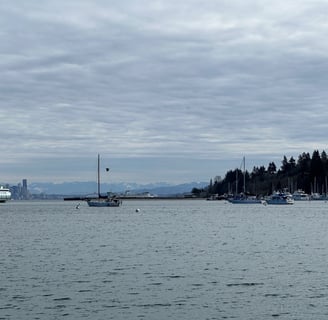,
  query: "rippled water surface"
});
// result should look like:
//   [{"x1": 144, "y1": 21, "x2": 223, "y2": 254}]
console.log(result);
[{"x1": 1, "y1": 199, "x2": 328, "y2": 319}]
